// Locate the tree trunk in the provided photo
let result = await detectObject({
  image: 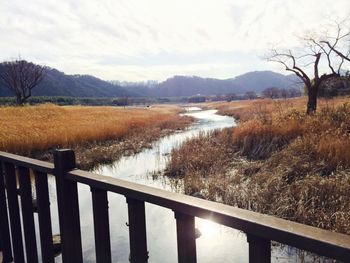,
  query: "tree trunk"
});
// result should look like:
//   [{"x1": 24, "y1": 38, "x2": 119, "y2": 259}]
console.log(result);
[
  {"x1": 306, "y1": 85, "x2": 318, "y2": 114},
  {"x1": 16, "y1": 95, "x2": 24, "y2": 106}
]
